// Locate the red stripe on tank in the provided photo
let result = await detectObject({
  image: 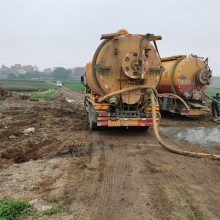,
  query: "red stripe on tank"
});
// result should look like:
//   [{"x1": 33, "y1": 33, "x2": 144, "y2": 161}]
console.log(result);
[{"x1": 158, "y1": 84, "x2": 193, "y2": 95}]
